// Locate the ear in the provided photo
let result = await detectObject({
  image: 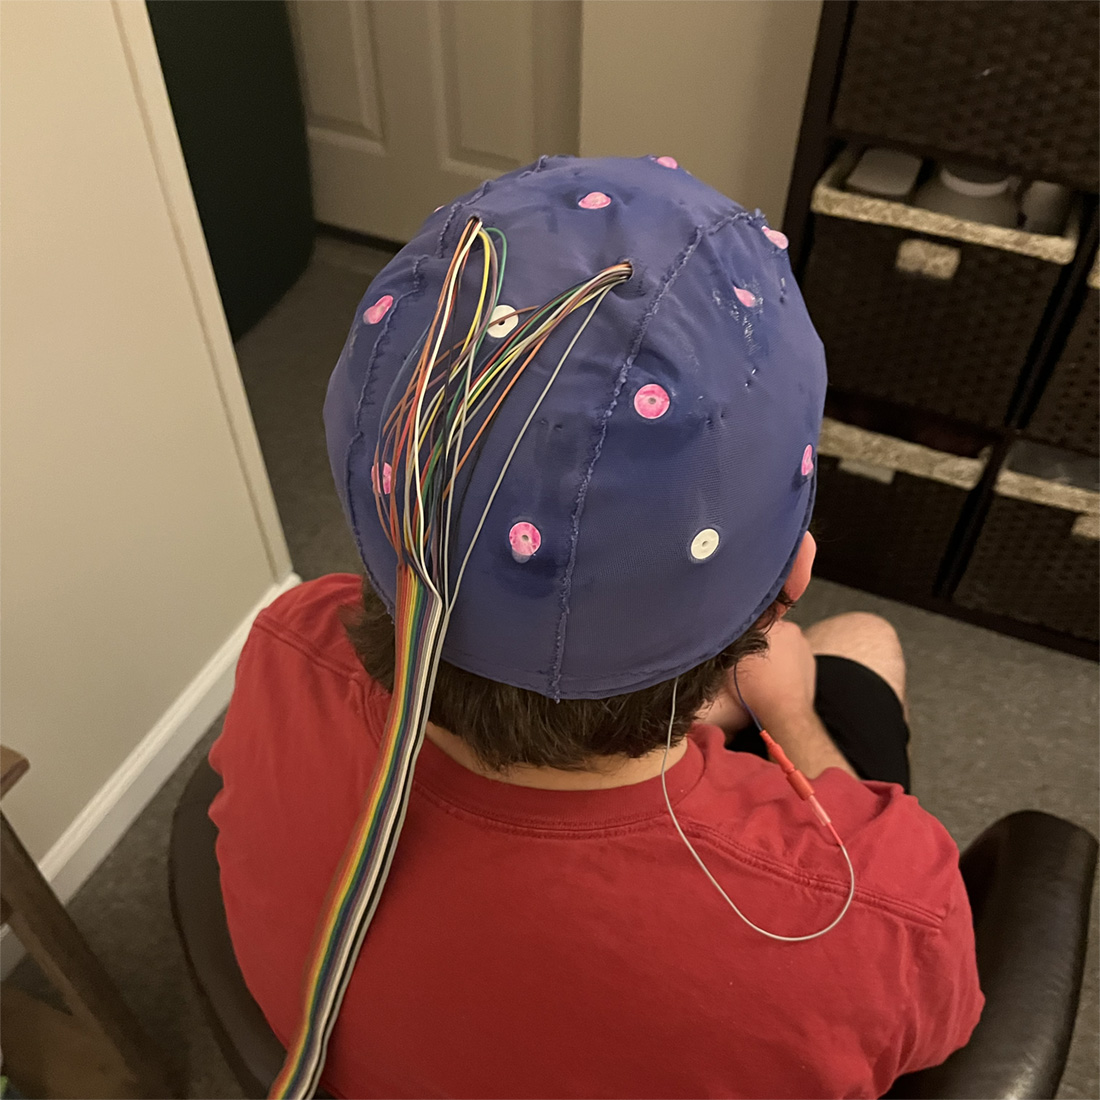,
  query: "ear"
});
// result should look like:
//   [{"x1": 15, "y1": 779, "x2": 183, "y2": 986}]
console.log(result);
[{"x1": 778, "y1": 532, "x2": 816, "y2": 614}]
